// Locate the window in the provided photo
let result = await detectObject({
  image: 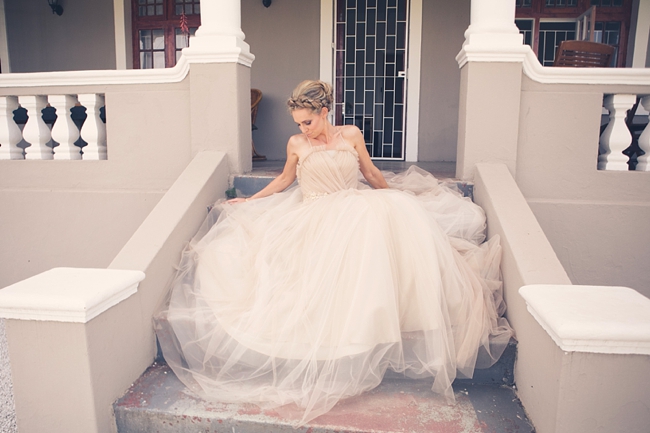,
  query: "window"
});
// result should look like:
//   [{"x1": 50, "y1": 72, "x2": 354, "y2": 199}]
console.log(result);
[
  {"x1": 545, "y1": 0, "x2": 578, "y2": 7},
  {"x1": 132, "y1": 0, "x2": 201, "y2": 69},
  {"x1": 515, "y1": 0, "x2": 632, "y2": 67}
]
